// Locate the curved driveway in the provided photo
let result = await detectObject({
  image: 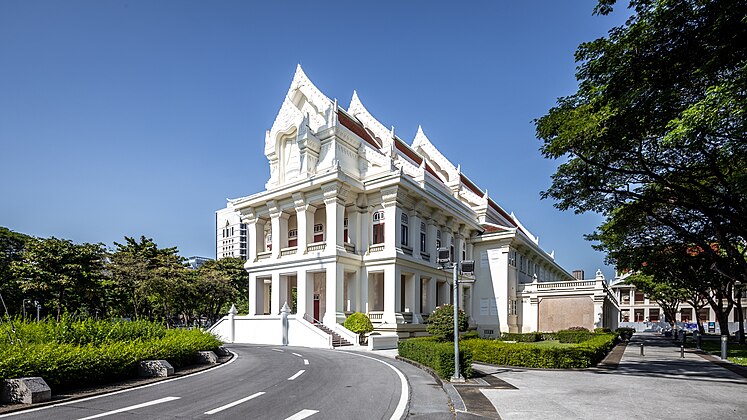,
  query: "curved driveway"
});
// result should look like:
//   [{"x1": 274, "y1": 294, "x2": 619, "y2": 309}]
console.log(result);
[{"x1": 0, "y1": 345, "x2": 407, "y2": 420}]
